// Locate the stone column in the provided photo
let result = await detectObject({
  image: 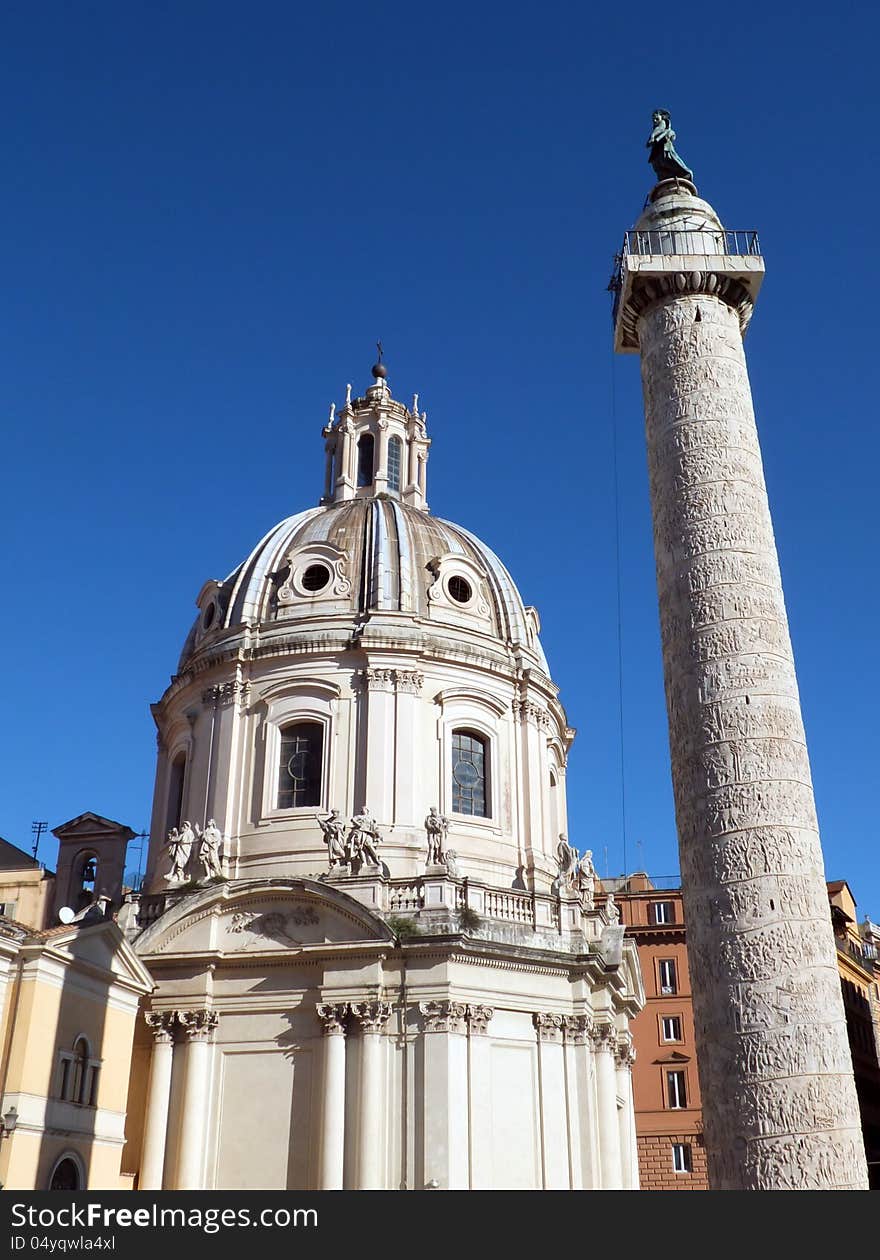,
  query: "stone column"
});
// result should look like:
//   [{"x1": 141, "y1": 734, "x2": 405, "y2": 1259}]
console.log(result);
[
  {"x1": 614, "y1": 180, "x2": 868, "y2": 1190},
  {"x1": 591, "y1": 1022, "x2": 622, "y2": 1190},
  {"x1": 465, "y1": 1005, "x2": 495, "y2": 1190},
  {"x1": 139, "y1": 1012, "x2": 176, "y2": 1191},
  {"x1": 350, "y1": 1000, "x2": 392, "y2": 1190},
  {"x1": 563, "y1": 1015, "x2": 592, "y2": 1190},
  {"x1": 316, "y1": 1003, "x2": 348, "y2": 1191},
  {"x1": 615, "y1": 1034, "x2": 638, "y2": 1190},
  {"x1": 420, "y1": 1001, "x2": 469, "y2": 1190},
  {"x1": 534, "y1": 1013, "x2": 569, "y2": 1189},
  {"x1": 175, "y1": 1009, "x2": 218, "y2": 1190}
]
